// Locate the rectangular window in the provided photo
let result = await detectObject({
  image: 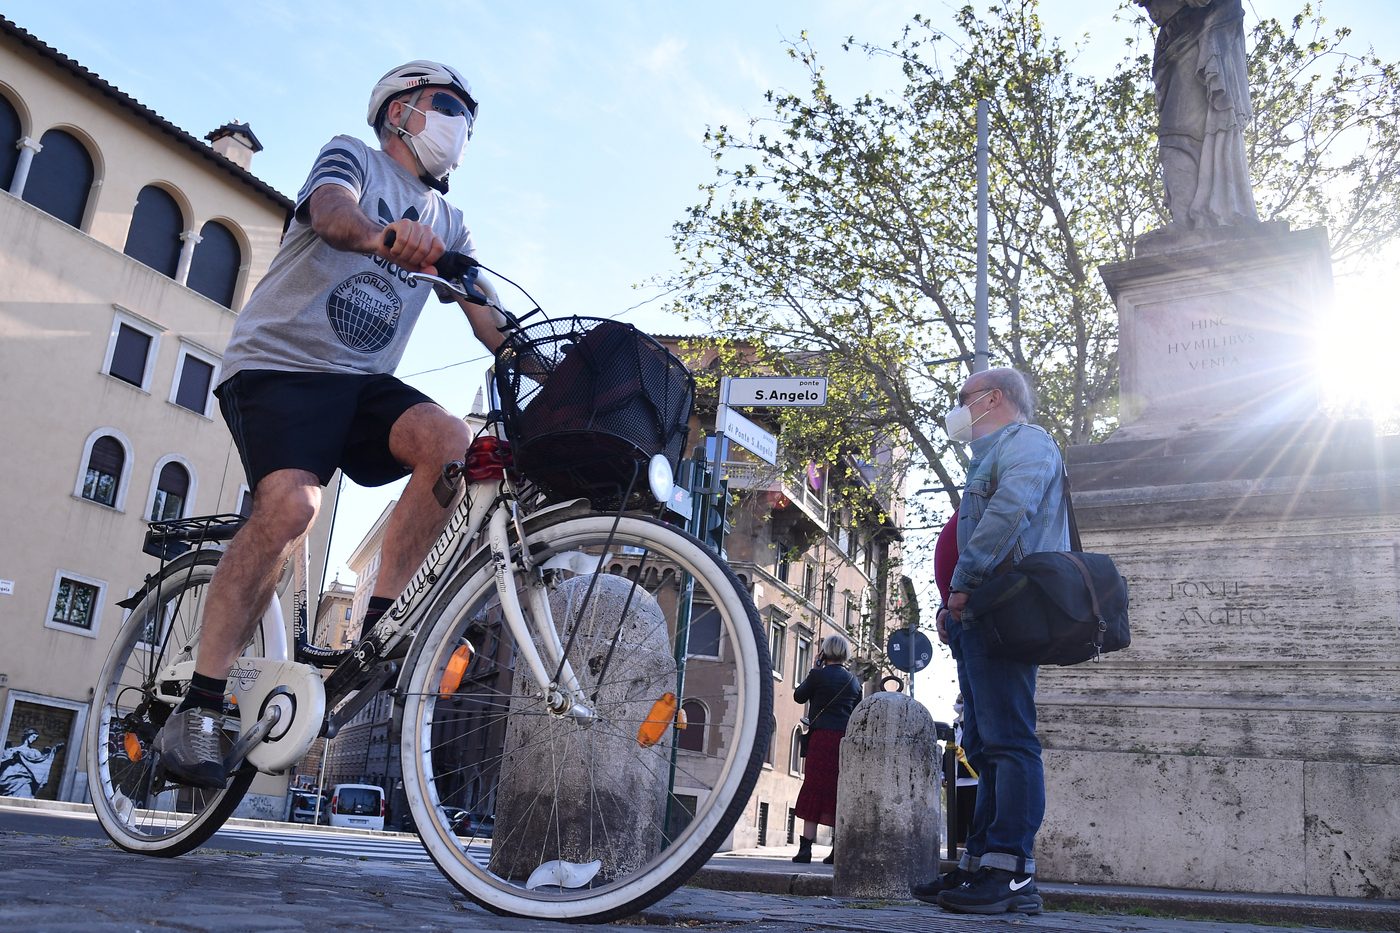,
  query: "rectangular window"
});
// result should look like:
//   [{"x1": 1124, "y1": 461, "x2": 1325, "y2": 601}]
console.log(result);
[
  {"x1": 795, "y1": 632, "x2": 813, "y2": 675},
  {"x1": 174, "y1": 354, "x2": 215, "y2": 414},
  {"x1": 769, "y1": 617, "x2": 787, "y2": 677},
  {"x1": 845, "y1": 595, "x2": 858, "y2": 634},
  {"x1": 802, "y1": 563, "x2": 816, "y2": 602},
  {"x1": 824, "y1": 581, "x2": 836, "y2": 616},
  {"x1": 109, "y1": 324, "x2": 152, "y2": 386},
  {"x1": 775, "y1": 540, "x2": 791, "y2": 583},
  {"x1": 52, "y1": 577, "x2": 98, "y2": 630}
]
